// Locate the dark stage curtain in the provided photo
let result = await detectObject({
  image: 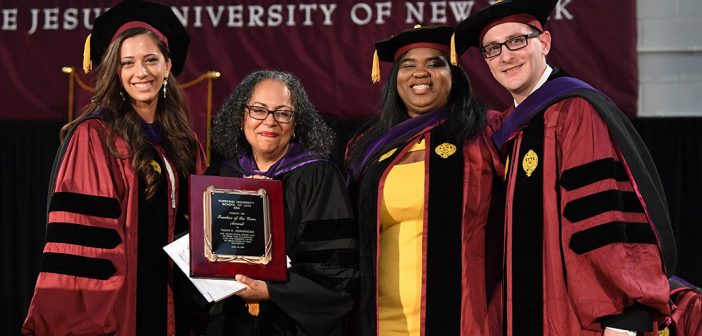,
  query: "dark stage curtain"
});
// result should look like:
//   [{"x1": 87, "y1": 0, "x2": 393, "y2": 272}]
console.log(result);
[
  {"x1": 1, "y1": 121, "x2": 63, "y2": 333},
  {"x1": 2, "y1": 117, "x2": 700, "y2": 334},
  {"x1": 632, "y1": 118, "x2": 702, "y2": 284}
]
